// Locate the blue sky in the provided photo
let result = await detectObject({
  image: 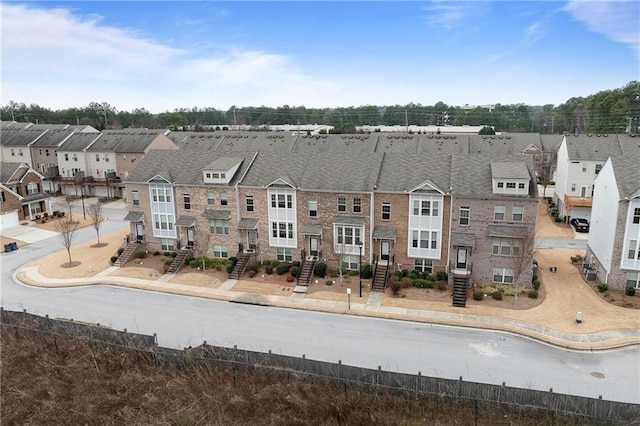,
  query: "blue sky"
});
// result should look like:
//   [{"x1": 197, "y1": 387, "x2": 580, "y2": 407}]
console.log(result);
[{"x1": 1, "y1": 1, "x2": 638, "y2": 113}]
